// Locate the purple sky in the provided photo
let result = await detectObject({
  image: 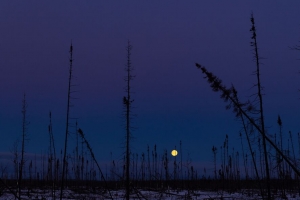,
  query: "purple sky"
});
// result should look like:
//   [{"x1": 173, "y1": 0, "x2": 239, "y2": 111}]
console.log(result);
[{"x1": 0, "y1": 1, "x2": 300, "y2": 175}]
